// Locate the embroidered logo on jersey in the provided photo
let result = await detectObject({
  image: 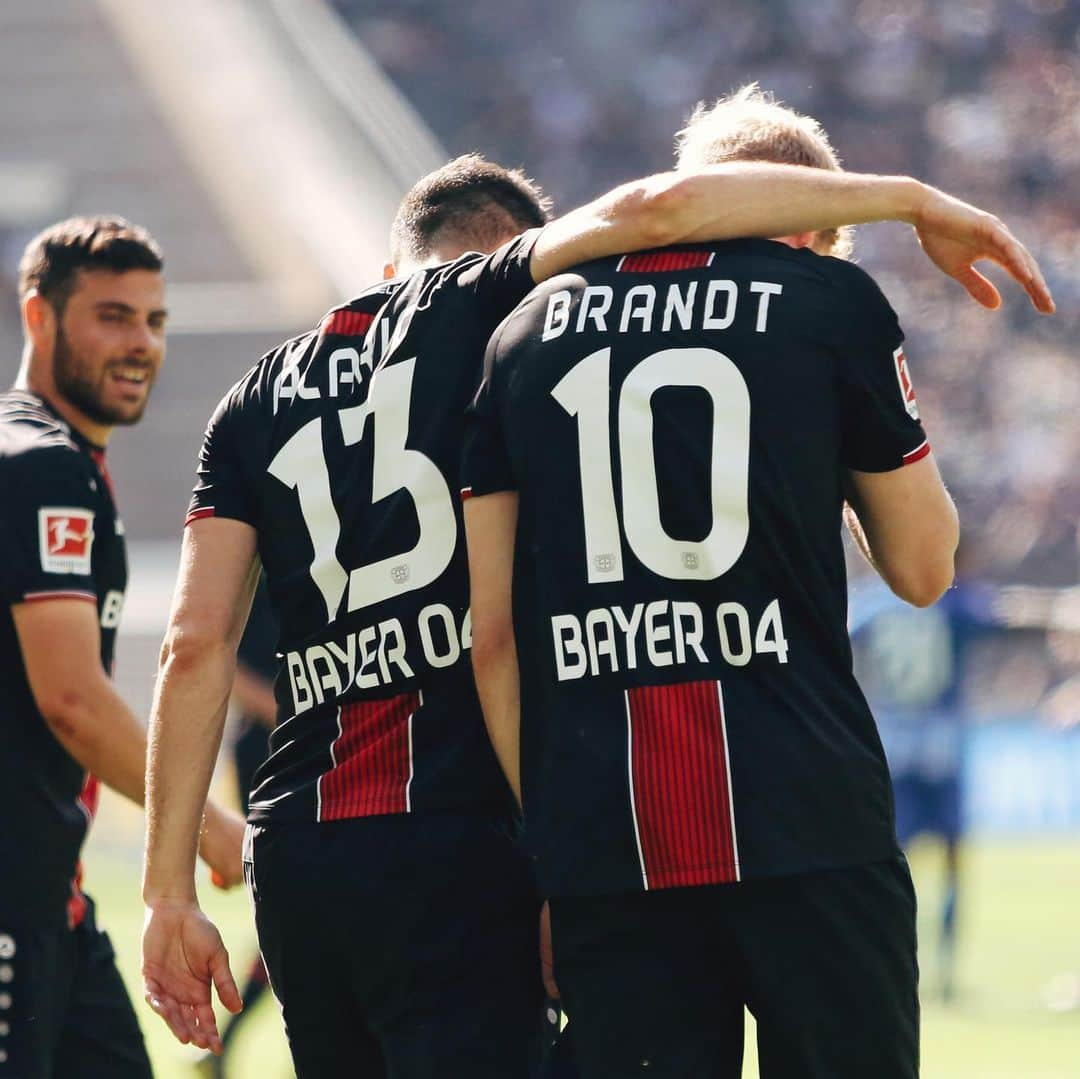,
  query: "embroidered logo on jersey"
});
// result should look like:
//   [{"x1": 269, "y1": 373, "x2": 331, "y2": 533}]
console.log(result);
[
  {"x1": 893, "y1": 346, "x2": 919, "y2": 420},
  {"x1": 38, "y1": 508, "x2": 94, "y2": 575}
]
